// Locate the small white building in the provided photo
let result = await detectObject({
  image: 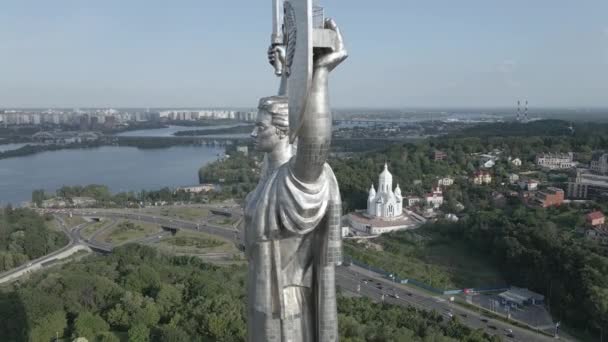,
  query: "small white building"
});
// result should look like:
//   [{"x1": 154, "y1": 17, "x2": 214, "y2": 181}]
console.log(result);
[
  {"x1": 406, "y1": 196, "x2": 422, "y2": 207},
  {"x1": 511, "y1": 158, "x2": 522, "y2": 167},
  {"x1": 472, "y1": 171, "x2": 492, "y2": 185},
  {"x1": 437, "y1": 177, "x2": 454, "y2": 187},
  {"x1": 72, "y1": 197, "x2": 97, "y2": 207},
  {"x1": 518, "y1": 178, "x2": 539, "y2": 191},
  {"x1": 482, "y1": 159, "x2": 496, "y2": 169},
  {"x1": 445, "y1": 213, "x2": 459, "y2": 222},
  {"x1": 424, "y1": 187, "x2": 444, "y2": 209},
  {"x1": 508, "y1": 173, "x2": 520, "y2": 184},
  {"x1": 177, "y1": 184, "x2": 217, "y2": 193},
  {"x1": 236, "y1": 145, "x2": 249, "y2": 156}
]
